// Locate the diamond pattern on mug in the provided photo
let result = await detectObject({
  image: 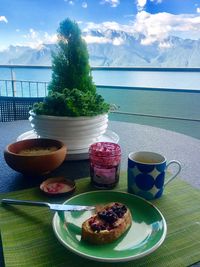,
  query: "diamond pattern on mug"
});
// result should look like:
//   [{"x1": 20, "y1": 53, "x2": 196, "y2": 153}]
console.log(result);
[
  {"x1": 128, "y1": 163, "x2": 167, "y2": 199},
  {"x1": 149, "y1": 167, "x2": 160, "y2": 178},
  {"x1": 130, "y1": 183, "x2": 140, "y2": 194},
  {"x1": 155, "y1": 188, "x2": 164, "y2": 198},
  {"x1": 150, "y1": 184, "x2": 161, "y2": 195},
  {"x1": 130, "y1": 166, "x2": 141, "y2": 177}
]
